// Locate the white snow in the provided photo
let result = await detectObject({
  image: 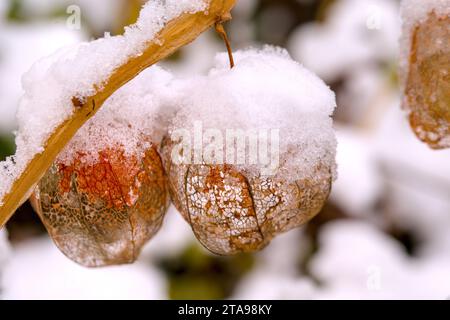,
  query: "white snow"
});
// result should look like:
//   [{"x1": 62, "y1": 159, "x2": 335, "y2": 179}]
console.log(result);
[
  {"x1": 0, "y1": 24, "x2": 85, "y2": 133},
  {"x1": 0, "y1": 1, "x2": 7, "y2": 18},
  {"x1": 142, "y1": 206, "x2": 198, "y2": 259},
  {"x1": 168, "y1": 46, "x2": 337, "y2": 182},
  {"x1": 57, "y1": 66, "x2": 175, "y2": 165},
  {"x1": 233, "y1": 271, "x2": 316, "y2": 300},
  {"x1": 1, "y1": 237, "x2": 167, "y2": 300},
  {"x1": 0, "y1": 230, "x2": 9, "y2": 261},
  {"x1": 330, "y1": 128, "x2": 382, "y2": 217},
  {"x1": 20, "y1": 0, "x2": 124, "y2": 32},
  {"x1": 0, "y1": 0, "x2": 208, "y2": 206},
  {"x1": 373, "y1": 105, "x2": 450, "y2": 250},
  {"x1": 400, "y1": 0, "x2": 450, "y2": 26},
  {"x1": 232, "y1": 228, "x2": 312, "y2": 299},
  {"x1": 255, "y1": 230, "x2": 308, "y2": 276},
  {"x1": 161, "y1": 31, "x2": 223, "y2": 76},
  {"x1": 311, "y1": 221, "x2": 450, "y2": 299},
  {"x1": 288, "y1": 0, "x2": 400, "y2": 82},
  {"x1": 0, "y1": 230, "x2": 9, "y2": 266},
  {"x1": 5, "y1": 0, "x2": 450, "y2": 301},
  {"x1": 0, "y1": 229, "x2": 11, "y2": 298}
]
